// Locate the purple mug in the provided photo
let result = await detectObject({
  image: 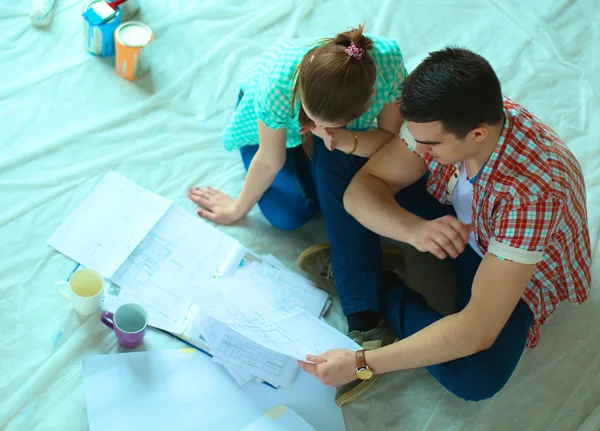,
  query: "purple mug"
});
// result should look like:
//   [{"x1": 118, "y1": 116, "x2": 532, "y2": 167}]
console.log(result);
[{"x1": 101, "y1": 303, "x2": 148, "y2": 348}]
